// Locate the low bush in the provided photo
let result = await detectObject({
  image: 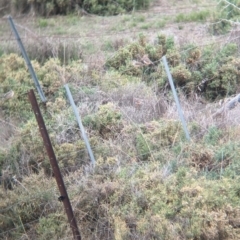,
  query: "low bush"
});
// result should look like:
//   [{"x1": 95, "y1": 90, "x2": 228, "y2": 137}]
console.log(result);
[
  {"x1": 106, "y1": 34, "x2": 174, "y2": 83},
  {"x1": 0, "y1": 54, "x2": 87, "y2": 120},
  {"x1": 73, "y1": 163, "x2": 240, "y2": 239},
  {"x1": 106, "y1": 34, "x2": 240, "y2": 101},
  {"x1": 83, "y1": 102, "x2": 123, "y2": 139},
  {"x1": 210, "y1": 0, "x2": 240, "y2": 35}
]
